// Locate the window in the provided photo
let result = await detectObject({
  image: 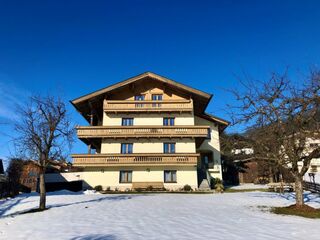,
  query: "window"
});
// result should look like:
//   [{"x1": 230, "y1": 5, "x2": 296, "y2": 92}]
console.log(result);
[
  {"x1": 121, "y1": 143, "x2": 133, "y2": 154},
  {"x1": 164, "y1": 170, "x2": 177, "y2": 183},
  {"x1": 163, "y1": 117, "x2": 175, "y2": 126},
  {"x1": 134, "y1": 95, "x2": 145, "y2": 101},
  {"x1": 310, "y1": 165, "x2": 318, "y2": 173},
  {"x1": 152, "y1": 94, "x2": 163, "y2": 101},
  {"x1": 164, "y1": 143, "x2": 175, "y2": 153},
  {"x1": 122, "y1": 118, "x2": 134, "y2": 126},
  {"x1": 120, "y1": 170, "x2": 132, "y2": 183},
  {"x1": 134, "y1": 95, "x2": 145, "y2": 108},
  {"x1": 152, "y1": 94, "x2": 162, "y2": 107},
  {"x1": 310, "y1": 143, "x2": 319, "y2": 148},
  {"x1": 207, "y1": 128, "x2": 211, "y2": 139}
]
